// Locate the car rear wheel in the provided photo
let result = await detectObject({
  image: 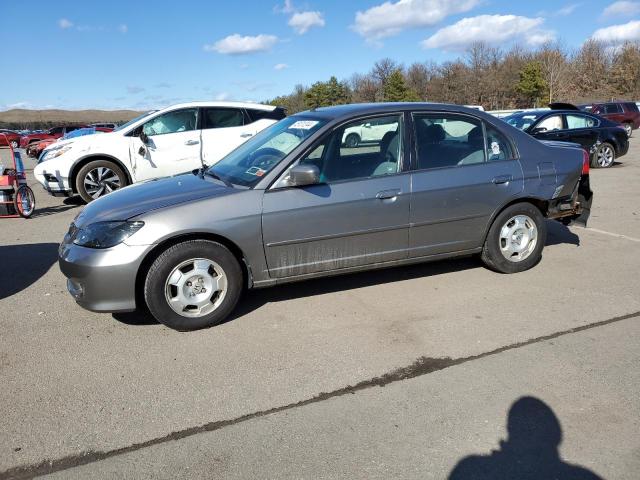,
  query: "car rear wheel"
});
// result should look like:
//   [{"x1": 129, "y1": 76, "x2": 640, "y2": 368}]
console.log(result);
[
  {"x1": 623, "y1": 123, "x2": 632, "y2": 138},
  {"x1": 592, "y1": 142, "x2": 615, "y2": 168},
  {"x1": 76, "y1": 160, "x2": 128, "y2": 203},
  {"x1": 144, "y1": 240, "x2": 243, "y2": 331},
  {"x1": 345, "y1": 133, "x2": 360, "y2": 148},
  {"x1": 481, "y1": 203, "x2": 546, "y2": 274}
]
